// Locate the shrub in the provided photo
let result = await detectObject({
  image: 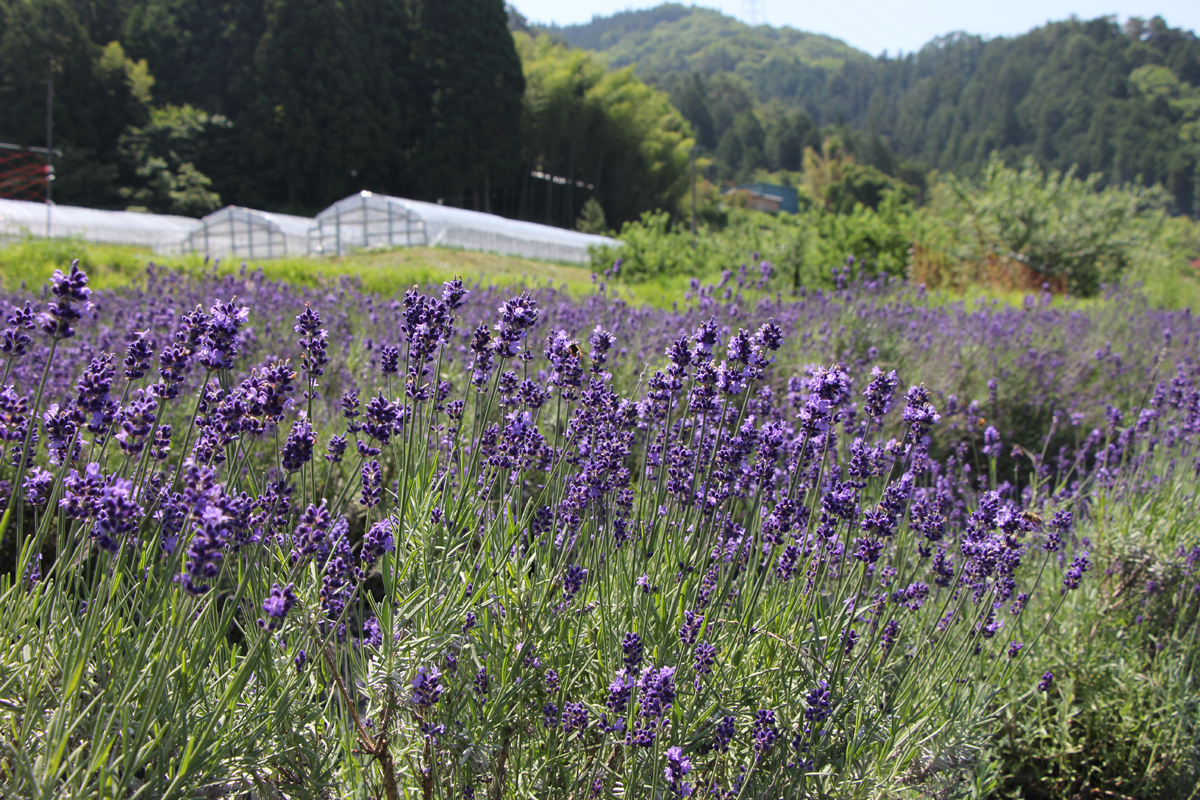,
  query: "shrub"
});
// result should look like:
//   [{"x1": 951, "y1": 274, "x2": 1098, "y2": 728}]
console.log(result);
[{"x1": 0, "y1": 262, "x2": 1194, "y2": 798}]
